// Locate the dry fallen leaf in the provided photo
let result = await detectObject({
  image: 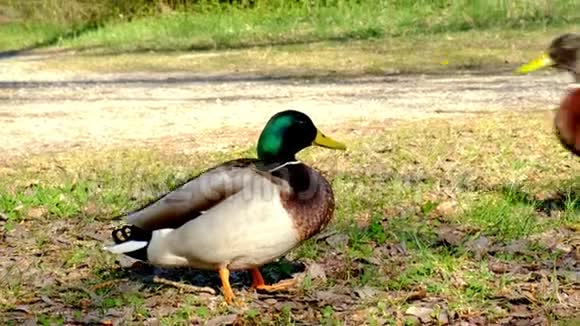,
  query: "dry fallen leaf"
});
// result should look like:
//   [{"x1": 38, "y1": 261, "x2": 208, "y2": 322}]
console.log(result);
[
  {"x1": 144, "y1": 317, "x2": 159, "y2": 326},
  {"x1": 205, "y1": 314, "x2": 238, "y2": 326},
  {"x1": 326, "y1": 233, "x2": 349, "y2": 248},
  {"x1": 530, "y1": 229, "x2": 574, "y2": 253},
  {"x1": 83, "y1": 201, "x2": 100, "y2": 215},
  {"x1": 436, "y1": 224, "x2": 465, "y2": 246},
  {"x1": 488, "y1": 261, "x2": 523, "y2": 274},
  {"x1": 26, "y1": 207, "x2": 47, "y2": 219},
  {"x1": 405, "y1": 306, "x2": 434, "y2": 323},
  {"x1": 451, "y1": 273, "x2": 467, "y2": 289},
  {"x1": 305, "y1": 262, "x2": 327, "y2": 282},
  {"x1": 406, "y1": 288, "x2": 427, "y2": 302},
  {"x1": 465, "y1": 235, "x2": 492, "y2": 259},
  {"x1": 353, "y1": 286, "x2": 379, "y2": 299},
  {"x1": 315, "y1": 290, "x2": 353, "y2": 306},
  {"x1": 510, "y1": 304, "x2": 532, "y2": 318},
  {"x1": 435, "y1": 200, "x2": 460, "y2": 217}
]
